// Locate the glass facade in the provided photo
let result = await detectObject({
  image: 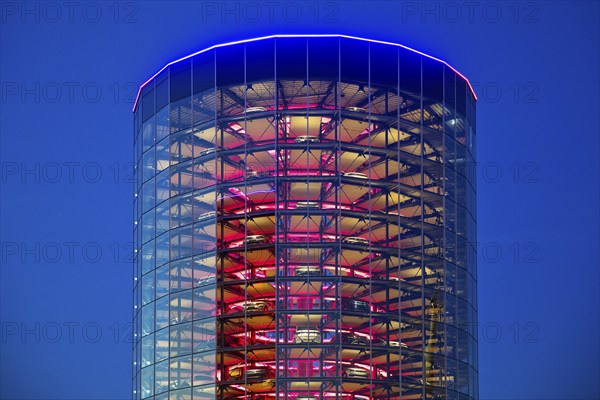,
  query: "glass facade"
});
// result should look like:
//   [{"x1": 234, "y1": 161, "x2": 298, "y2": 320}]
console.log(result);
[{"x1": 133, "y1": 35, "x2": 478, "y2": 400}]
